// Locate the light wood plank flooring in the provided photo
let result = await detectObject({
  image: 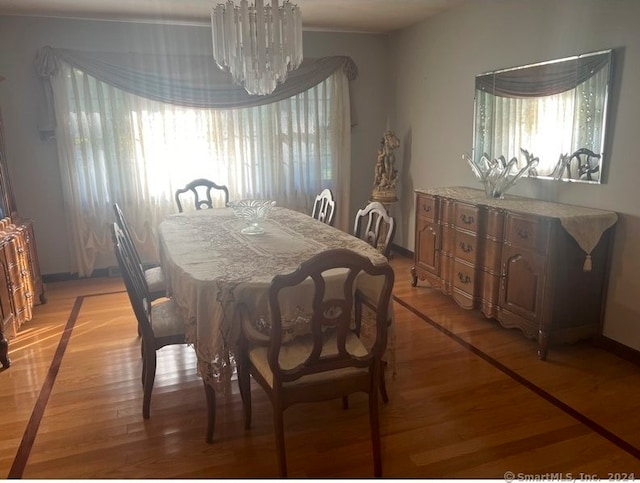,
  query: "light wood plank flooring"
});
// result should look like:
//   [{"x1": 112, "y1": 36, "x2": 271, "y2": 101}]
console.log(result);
[{"x1": 1, "y1": 255, "x2": 639, "y2": 478}]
